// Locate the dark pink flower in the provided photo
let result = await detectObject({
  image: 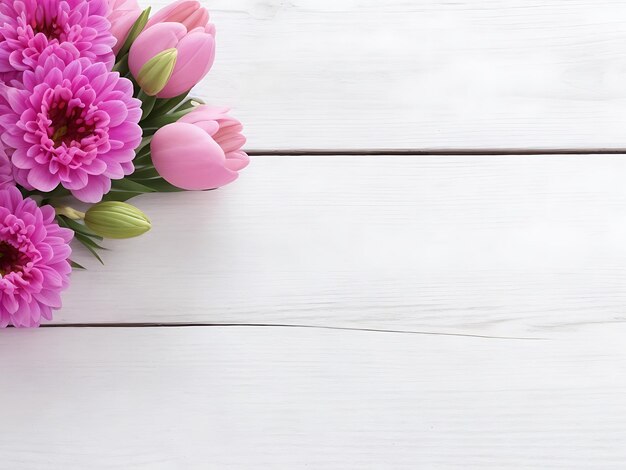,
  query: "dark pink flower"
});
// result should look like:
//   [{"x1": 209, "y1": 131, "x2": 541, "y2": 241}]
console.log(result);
[
  {"x1": 0, "y1": 0, "x2": 115, "y2": 83},
  {"x1": 0, "y1": 186, "x2": 73, "y2": 328},
  {"x1": 1, "y1": 56, "x2": 142, "y2": 203}
]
